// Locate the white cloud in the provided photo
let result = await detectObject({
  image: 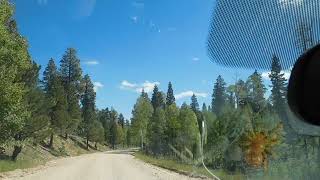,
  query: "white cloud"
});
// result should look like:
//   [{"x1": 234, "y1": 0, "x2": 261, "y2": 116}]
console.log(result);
[
  {"x1": 93, "y1": 82, "x2": 104, "y2": 92},
  {"x1": 175, "y1": 91, "x2": 208, "y2": 100},
  {"x1": 262, "y1": 71, "x2": 291, "y2": 80},
  {"x1": 120, "y1": 80, "x2": 160, "y2": 93},
  {"x1": 37, "y1": 0, "x2": 48, "y2": 5},
  {"x1": 132, "y1": 1, "x2": 145, "y2": 8},
  {"x1": 120, "y1": 80, "x2": 137, "y2": 89},
  {"x1": 84, "y1": 60, "x2": 99, "y2": 65},
  {"x1": 192, "y1": 57, "x2": 200, "y2": 61},
  {"x1": 137, "y1": 81, "x2": 160, "y2": 93},
  {"x1": 279, "y1": 0, "x2": 303, "y2": 7}
]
